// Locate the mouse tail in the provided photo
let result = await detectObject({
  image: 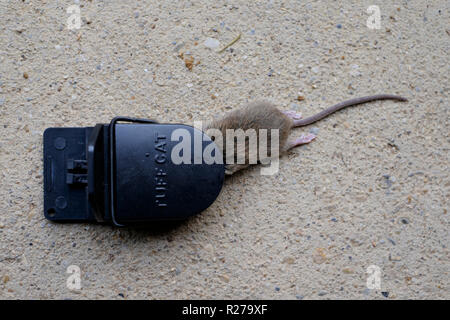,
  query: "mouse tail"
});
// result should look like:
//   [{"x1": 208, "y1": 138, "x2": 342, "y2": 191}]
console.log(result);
[{"x1": 293, "y1": 94, "x2": 407, "y2": 127}]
